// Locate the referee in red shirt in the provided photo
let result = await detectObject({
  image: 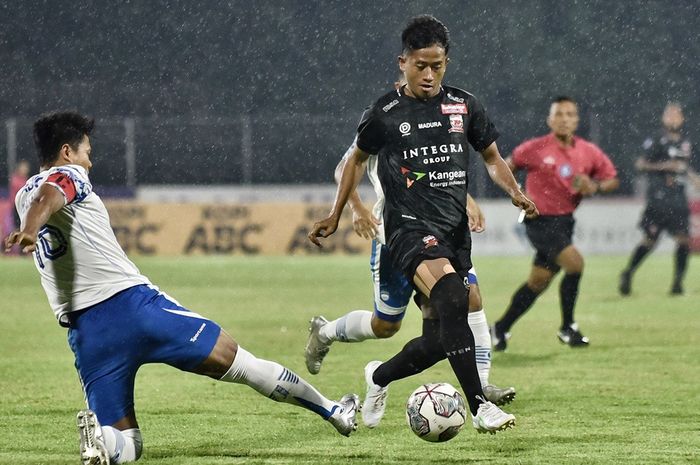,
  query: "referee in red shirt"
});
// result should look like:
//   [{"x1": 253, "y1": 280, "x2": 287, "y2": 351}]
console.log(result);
[{"x1": 491, "y1": 96, "x2": 619, "y2": 350}]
